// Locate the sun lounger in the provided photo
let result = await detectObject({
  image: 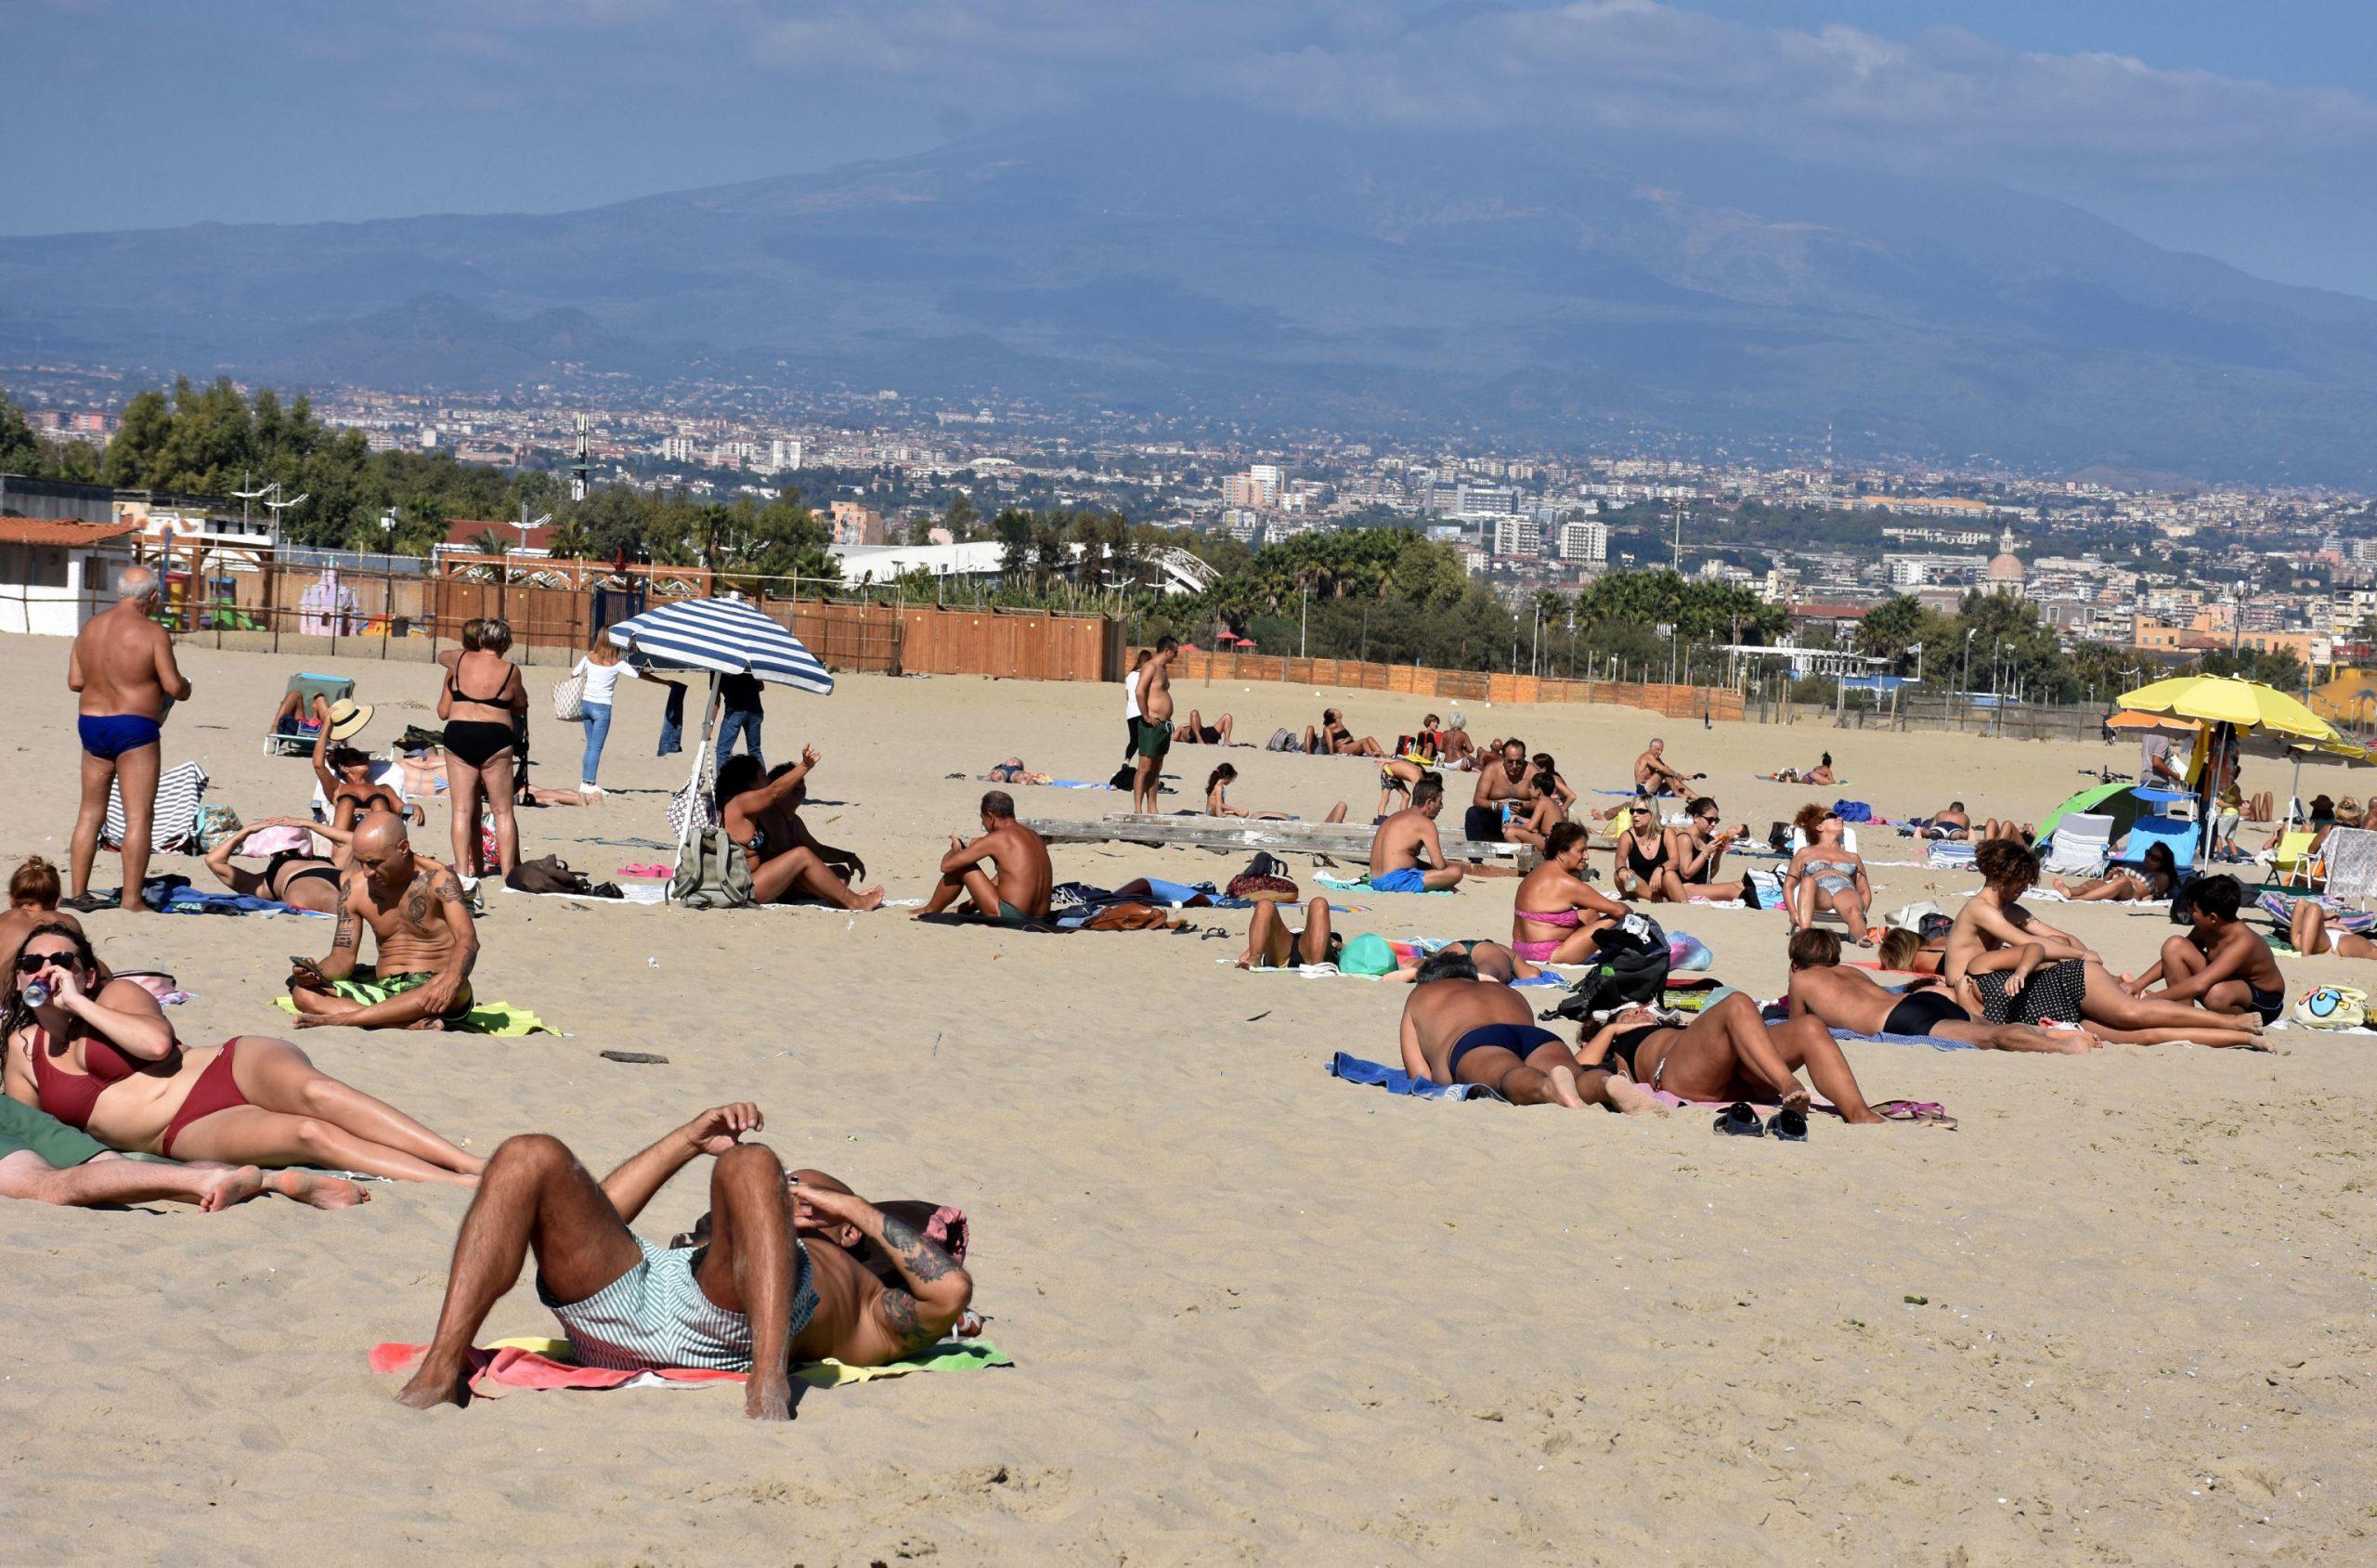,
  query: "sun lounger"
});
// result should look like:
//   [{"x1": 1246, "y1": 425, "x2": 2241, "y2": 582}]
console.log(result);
[
  {"x1": 2042, "y1": 812, "x2": 2113, "y2": 877},
  {"x1": 2270, "y1": 827, "x2": 2322, "y2": 889},
  {"x1": 266, "y1": 672, "x2": 355, "y2": 756}
]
